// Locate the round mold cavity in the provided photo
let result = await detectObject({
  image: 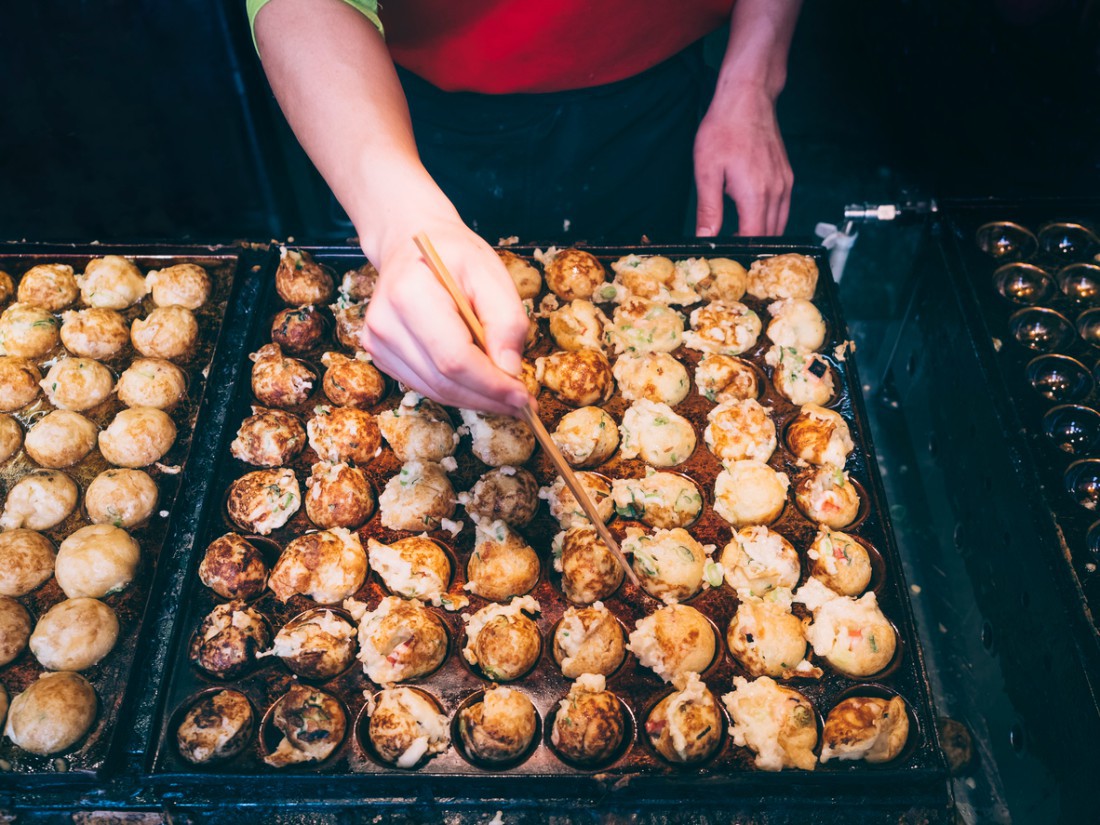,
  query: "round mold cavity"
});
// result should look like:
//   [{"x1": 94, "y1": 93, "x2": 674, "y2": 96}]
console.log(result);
[
  {"x1": 1064, "y1": 459, "x2": 1100, "y2": 512},
  {"x1": 1077, "y1": 308, "x2": 1100, "y2": 346},
  {"x1": 1039, "y1": 222, "x2": 1099, "y2": 260},
  {"x1": 818, "y1": 684, "x2": 920, "y2": 768},
  {"x1": 1058, "y1": 263, "x2": 1100, "y2": 301},
  {"x1": 792, "y1": 474, "x2": 870, "y2": 532},
  {"x1": 819, "y1": 617, "x2": 905, "y2": 682},
  {"x1": 188, "y1": 608, "x2": 273, "y2": 682},
  {"x1": 369, "y1": 535, "x2": 459, "y2": 599},
  {"x1": 268, "y1": 605, "x2": 359, "y2": 683},
  {"x1": 1041, "y1": 405, "x2": 1100, "y2": 456},
  {"x1": 169, "y1": 688, "x2": 256, "y2": 768},
  {"x1": 1085, "y1": 521, "x2": 1100, "y2": 559},
  {"x1": 456, "y1": 610, "x2": 542, "y2": 683},
  {"x1": 1008, "y1": 307, "x2": 1074, "y2": 353},
  {"x1": 992, "y1": 263, "x2": 1053, "y2": 305},
  {"x1": 450, "y1": 687, "x2": 543, "y2": 770},
  {"x1": 258, "y1": 687, "x2": 348, "y2": 769},
  {"x1": 548, "y1": 608, "x2": 628, "y2": 680},
  {"x1": 194, "y1": 533, "x2": 280, "y2": 604},
  {"x1": 804, "y1": 530, "x2": 887, "y2": 599},
  {"x1": 544, "y1": 687, "x2": 634, "y2": 770},
  {"x1": 976, "y1": 222, "x2": 1037, "y2": 261},
  {"x1": 639, "y1": 684, "x2": 727, "y2": 768},
  {"x1": 1025, "y1": 354, "x2": 1093, "y2": 402},
  {"x1": 355, "y1": 687, "x2": 449, "y2": 770}
]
